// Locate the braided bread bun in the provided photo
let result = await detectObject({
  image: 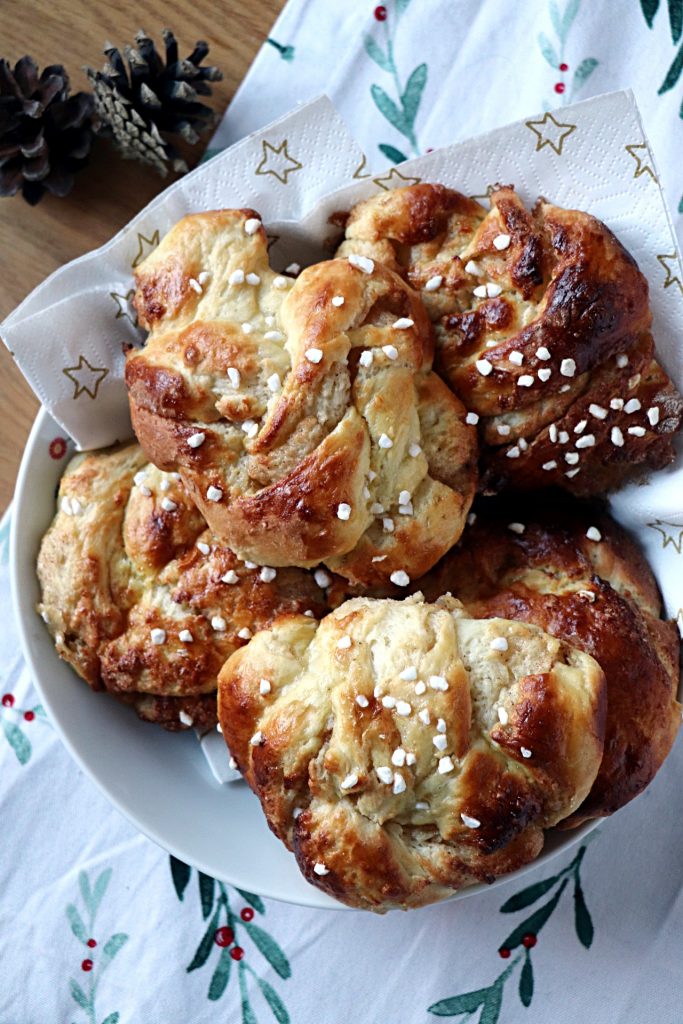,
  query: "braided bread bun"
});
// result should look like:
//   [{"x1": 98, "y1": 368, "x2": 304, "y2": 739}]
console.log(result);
[
  {"x1": 418, "y1": 500, "x2": 681, "y2": 824},
  {"x1": 37, "y1": 444, "x2": 329, "y2": 730},
  {"x1": 338, "y1": 183, "x2": 682, "y2": 495},
  {"x1": 126, "y1": 210, "x2": 477, "y2": 586},
  {"x1": 218, "y1": 594, "x2": 605, "y2": 911}
]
